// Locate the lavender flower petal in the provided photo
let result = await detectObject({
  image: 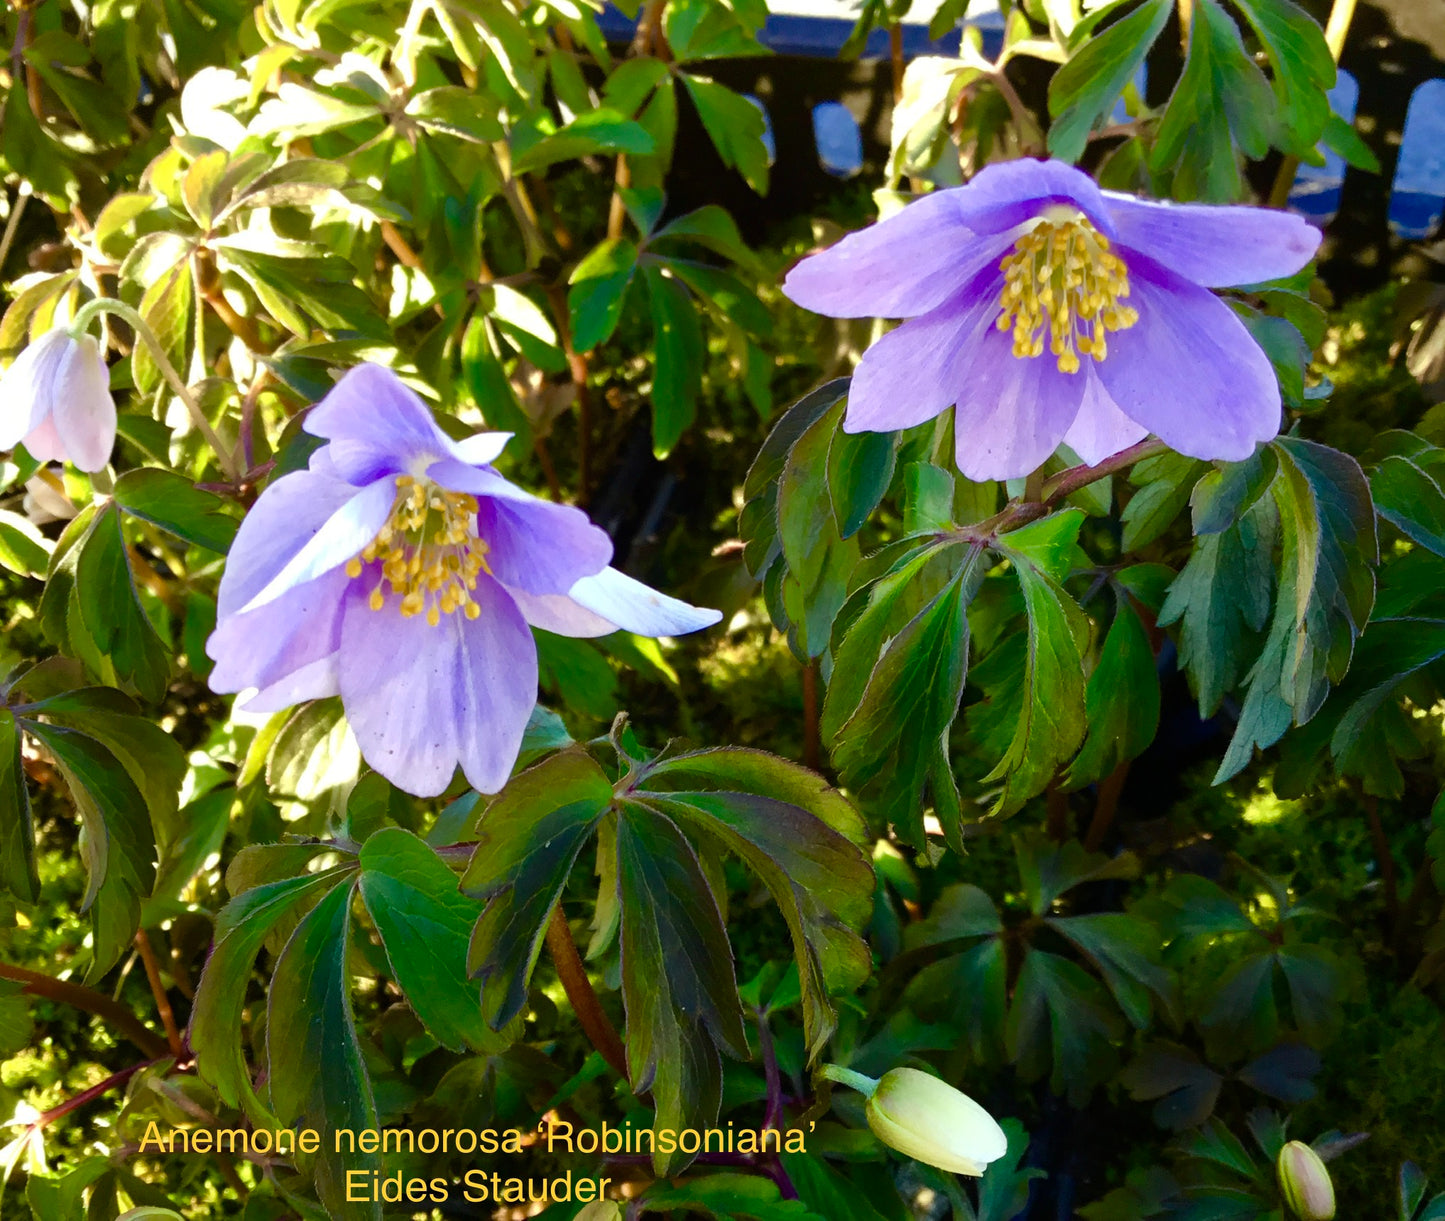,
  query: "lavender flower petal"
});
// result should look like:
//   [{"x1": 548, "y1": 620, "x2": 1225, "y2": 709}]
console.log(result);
[
  {"x1": 1098, "y1": 264, "x2": 1281, "y2": 461},
  {"x1": 337, "y1": 575, "x2": 537, "y2": 796},
  {"x1": 1106, "y1": 194, "x2": 1322, "y2": 287},
  {"x1": 50, "y1": 337, "x2": 116, "y2": 473},
  {"x1": 1060, "y1": 372, "x2": 1149, "y2": 466},
  {"x1": 783, "y1": 192, "x2": 996, "y2": 319},
  {"x1": 567, "y1": 566, "x2": 723, "y2": 636}
]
